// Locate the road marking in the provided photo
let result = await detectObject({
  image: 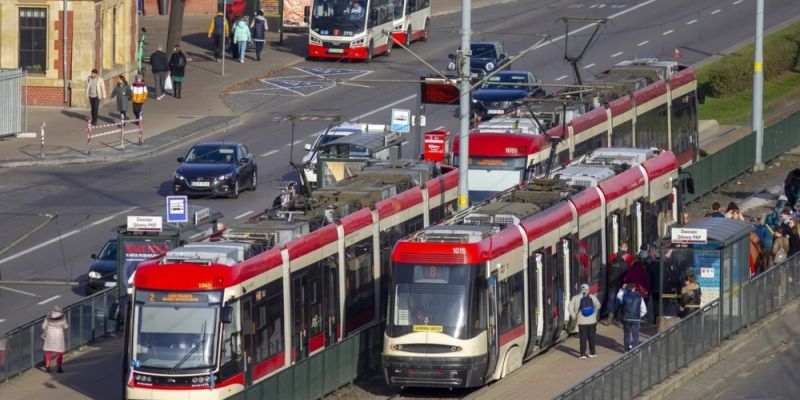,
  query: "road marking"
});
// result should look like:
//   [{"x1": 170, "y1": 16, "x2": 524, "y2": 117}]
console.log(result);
[
  {"x1": 733, "y1": 0, "x2": 742, "y2": 4},
  {"x1": 611, "y1": 51, "x2": 624, "y2": 58},
  {"x1": 687, "y1": 19, "x2": 698, "y2": 25},
  {"x1": 583, "y1": 63, "x2": 596, "y2": 69},
  {"x1": 0, "y1": 207, "x2": 138, "y2": 266},
  {"x1": 37, "y1": 295, "x2": 60, "y2": 305},
  {"x1": 555, "y1": 75, "x2": 568, "y2": 81},
  {"x1": 261, "y1": 149, "x2": 279, "y2": 157},
  {"x1": 711, "y1": 9, "x2": 721, "y2": 15},
  {"x1": 662, "y1": 29, "x2": 674, "y2": 35},
  {"x1": 637, "y1": 40, "x2": 649, "y2": 47},
  {"x1": 0, "y1": 319, "x2": 5, "y2": 324},
  {"x1": 235, "y1": 210, "x2": 254, "y2": 219},
  {"x1": 285, "y1": 140, "x2": 303, "y2": 147},
  {"x1": 401, "y1": 141, "x2": 410, "y2": 146}
]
